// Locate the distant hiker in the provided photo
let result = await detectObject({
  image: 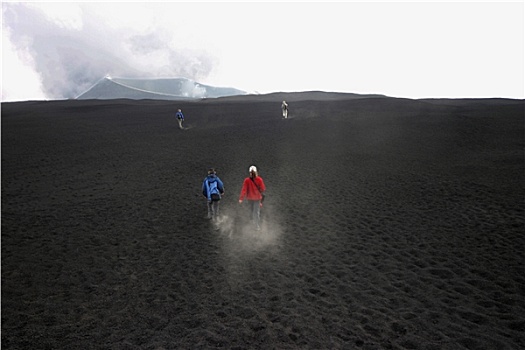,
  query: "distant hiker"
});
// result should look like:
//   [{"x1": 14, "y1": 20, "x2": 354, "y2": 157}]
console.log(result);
[
  {"x1": 238, "y1": 165, "x2": 266, "y2": 230},
  {"x1": 175, "y1": 108, "x2": 185, "y2": 129},
  {"x1": 202, "y1": 168, "x2": 225, "y2": 221},
  {"x1": 281, "y1": 101, "x2": 288, "y2": 119}
]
